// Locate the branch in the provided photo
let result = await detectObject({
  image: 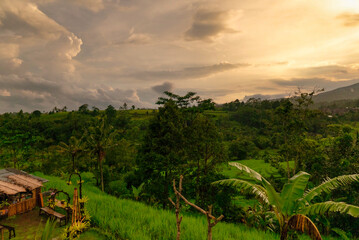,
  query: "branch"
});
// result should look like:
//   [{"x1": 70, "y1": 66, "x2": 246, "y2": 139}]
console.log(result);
[
  {"x1": 169, "y1": 197, "x2": 176, "y2": 207},
  {"x1": 174, "y1": 183, "x2": 216, "y2": 220}
]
